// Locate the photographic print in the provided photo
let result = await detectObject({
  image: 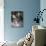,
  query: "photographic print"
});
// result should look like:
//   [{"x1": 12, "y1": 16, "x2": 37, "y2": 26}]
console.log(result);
[{"x1": 11, "y1": 11, "x2": 23, "y2": 28}]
